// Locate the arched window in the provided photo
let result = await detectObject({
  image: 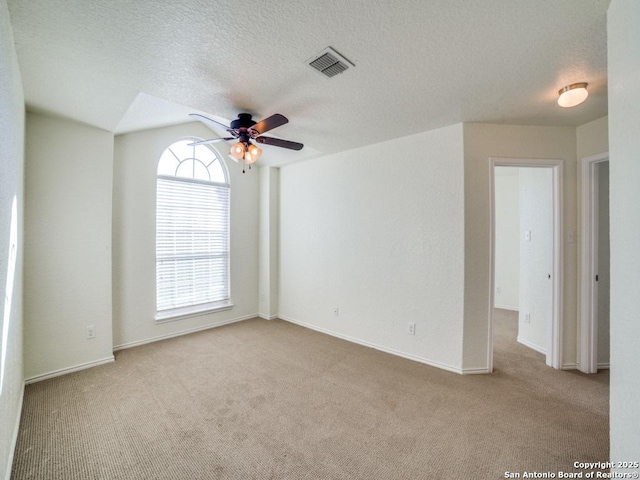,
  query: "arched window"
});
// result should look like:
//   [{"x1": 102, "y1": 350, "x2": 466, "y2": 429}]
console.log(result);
[{"x1": 155, "y1": 139, "x2": 230, "y2": 321}]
